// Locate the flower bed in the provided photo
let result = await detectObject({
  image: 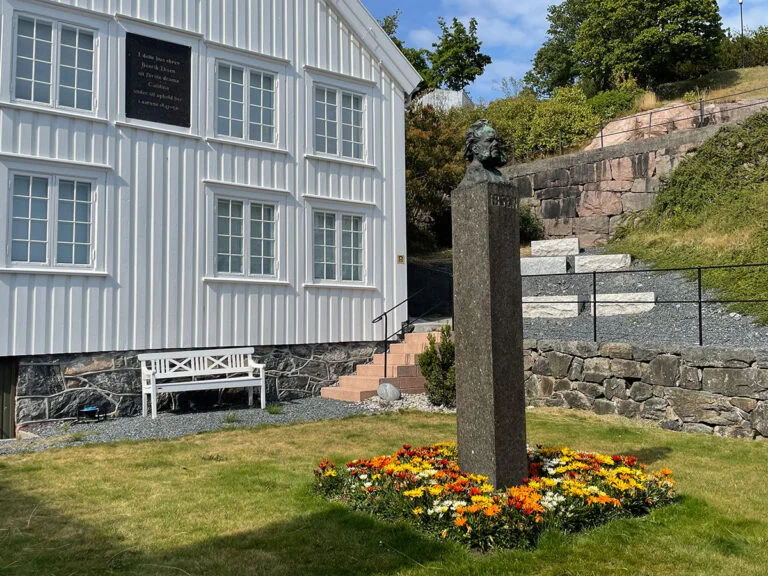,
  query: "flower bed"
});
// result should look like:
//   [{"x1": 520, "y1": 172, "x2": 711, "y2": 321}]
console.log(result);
[{"x1": 314, "y1": 442, "x2": 676, "y2": 550}]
